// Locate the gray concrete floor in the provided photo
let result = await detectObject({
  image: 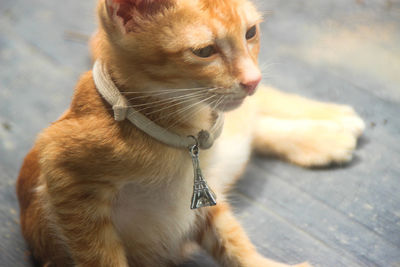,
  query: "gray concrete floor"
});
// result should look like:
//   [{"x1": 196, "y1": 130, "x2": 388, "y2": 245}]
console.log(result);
[{"x1": 1, "y1": 0, "x2": 399, "y2": 266}]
